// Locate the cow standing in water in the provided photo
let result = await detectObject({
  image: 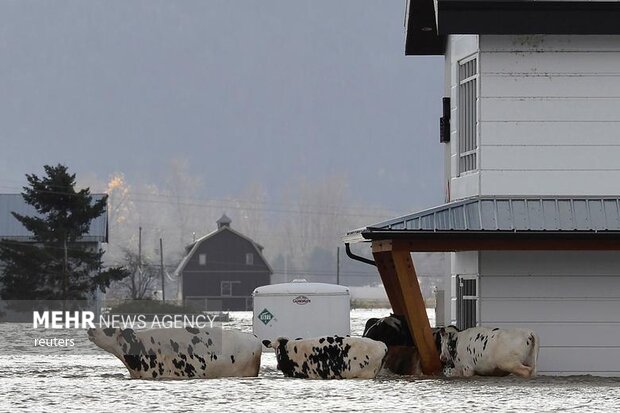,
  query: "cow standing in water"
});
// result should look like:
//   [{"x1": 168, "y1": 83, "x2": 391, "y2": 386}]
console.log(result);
[
  {"x1": 439, "y1": 327, "x2": 539, "y2": 378},
  {"x1": 363, "y1": 315, "x2": 458, "y2": 375},
  {"x1": 263, "y1": 336, "x2": 387, "y2": 379},
  {"x1": 88, "y1": 327, "x2": 262, "y2": 379}
]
